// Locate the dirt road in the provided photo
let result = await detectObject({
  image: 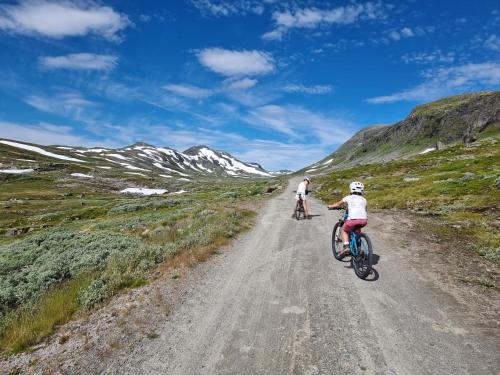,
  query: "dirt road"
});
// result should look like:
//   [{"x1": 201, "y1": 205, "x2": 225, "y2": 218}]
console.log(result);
[{"x1": 99, "y1": 177, "x2": 498, "y2": 375}]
